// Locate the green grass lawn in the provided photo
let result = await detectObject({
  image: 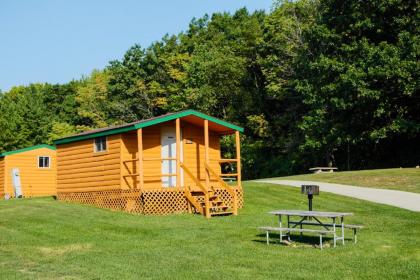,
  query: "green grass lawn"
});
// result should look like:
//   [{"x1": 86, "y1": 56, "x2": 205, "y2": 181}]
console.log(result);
[
  {"x1": 0, "y1": 182, "x2": 419, "y2": 279},
  {"x1": 276, "y1": 168, "x2": 420, "y2": 193}
]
